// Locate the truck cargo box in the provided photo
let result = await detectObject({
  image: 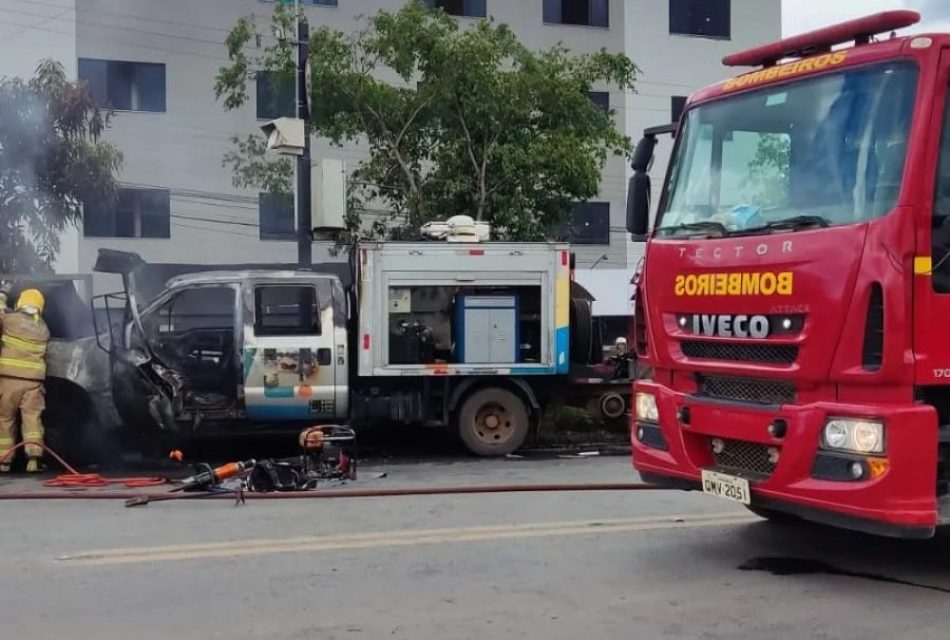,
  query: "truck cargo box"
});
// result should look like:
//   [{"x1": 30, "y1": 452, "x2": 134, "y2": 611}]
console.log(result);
[{"x1": 357, "y1": 242, "x2": 570, "y2": 377}]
